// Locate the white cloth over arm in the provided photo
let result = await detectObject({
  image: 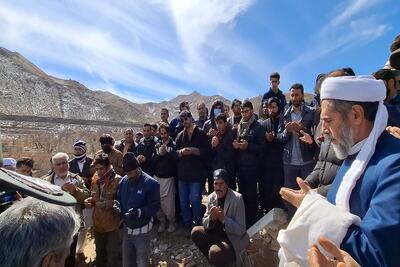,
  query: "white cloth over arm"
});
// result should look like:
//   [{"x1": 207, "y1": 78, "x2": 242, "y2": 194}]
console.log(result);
[{"x1": 277, "y1": 192, "x2": 361, "y2": 267}]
